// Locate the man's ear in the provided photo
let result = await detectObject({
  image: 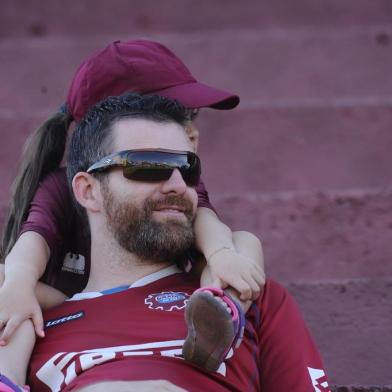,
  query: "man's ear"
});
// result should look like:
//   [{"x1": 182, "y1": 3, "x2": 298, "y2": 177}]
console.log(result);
[{"x1": 72, "y1": 172, "x2": 103, "y2": 213}]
